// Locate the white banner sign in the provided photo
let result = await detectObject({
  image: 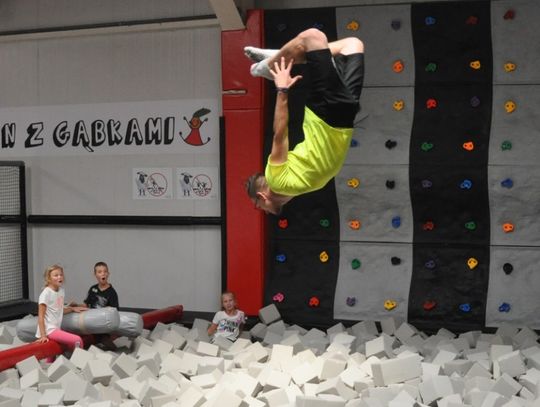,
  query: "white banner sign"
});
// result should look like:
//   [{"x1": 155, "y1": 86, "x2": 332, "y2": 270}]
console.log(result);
[{"x1": 0, "y1": 99, "x2": 218, "y2": 157}]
